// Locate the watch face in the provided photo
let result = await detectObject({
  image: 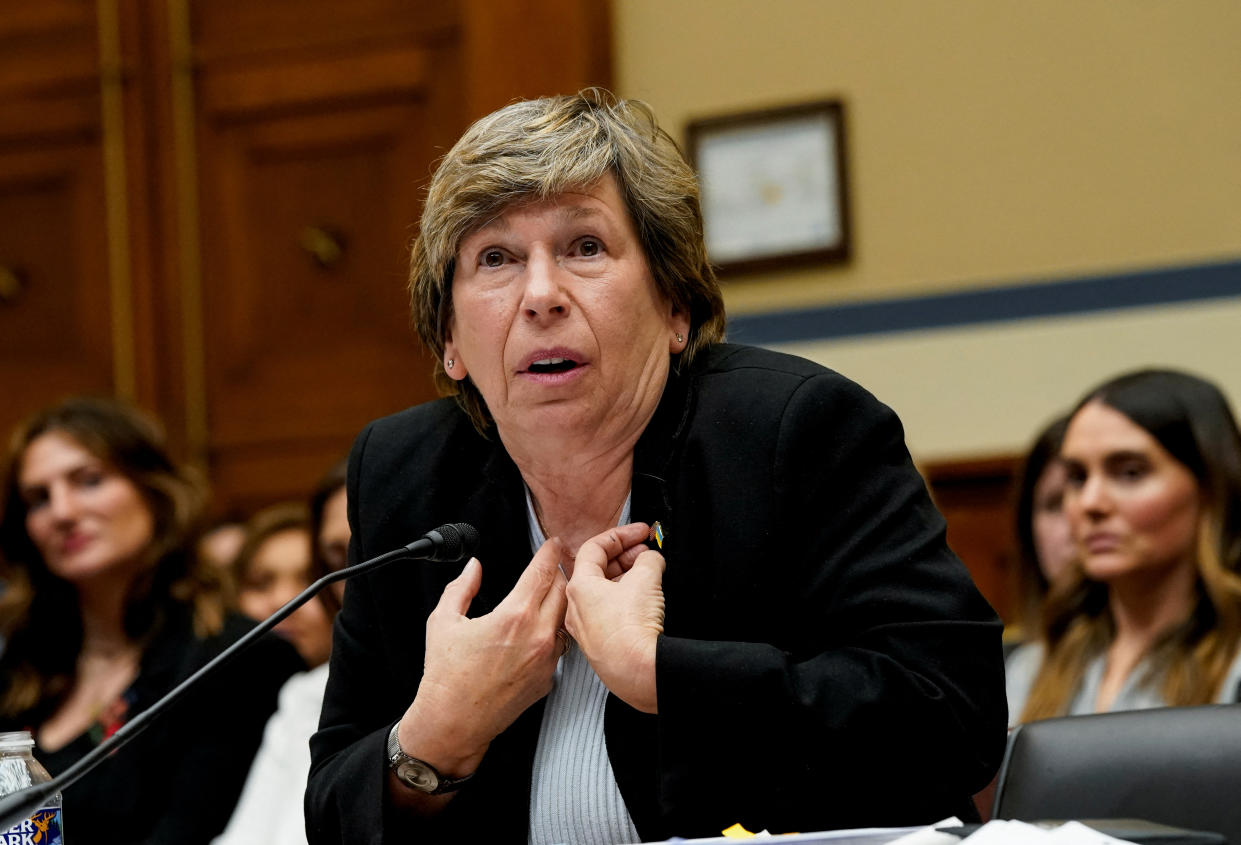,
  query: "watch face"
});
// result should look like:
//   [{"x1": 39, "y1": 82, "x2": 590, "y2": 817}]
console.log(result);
[{"x1": 397, "y1": 759, "x2": 440, "y2": 793}]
